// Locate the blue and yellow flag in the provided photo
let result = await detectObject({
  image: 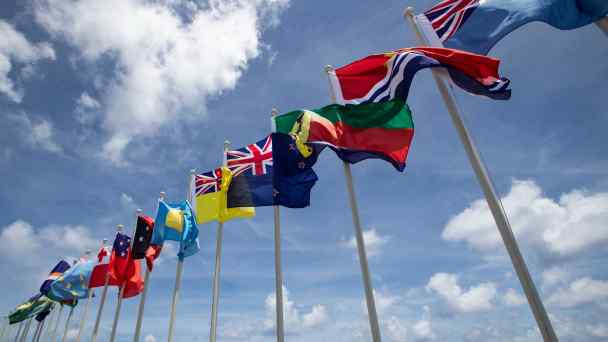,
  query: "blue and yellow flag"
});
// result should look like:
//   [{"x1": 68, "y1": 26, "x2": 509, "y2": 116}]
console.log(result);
[
  {"x1": 49, "y1": 260, "x2": 95, "y2": 302},
  {"x1": 151, "y1": 200, "x2": 200, "y2": 260}
]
